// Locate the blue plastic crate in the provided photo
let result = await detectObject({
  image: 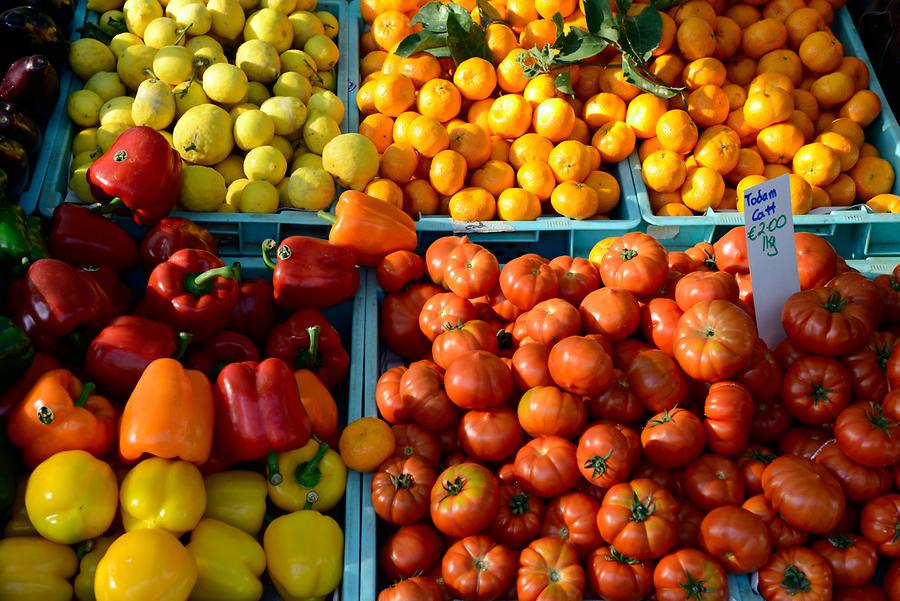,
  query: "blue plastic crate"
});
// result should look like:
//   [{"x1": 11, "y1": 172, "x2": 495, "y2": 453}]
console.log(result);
[
  {"x1": 634, "y1": 7, "x2": 900, "y2": 256},
  {"x1": 30, "y1": 0, "x2": 356, "y2": 256}
]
